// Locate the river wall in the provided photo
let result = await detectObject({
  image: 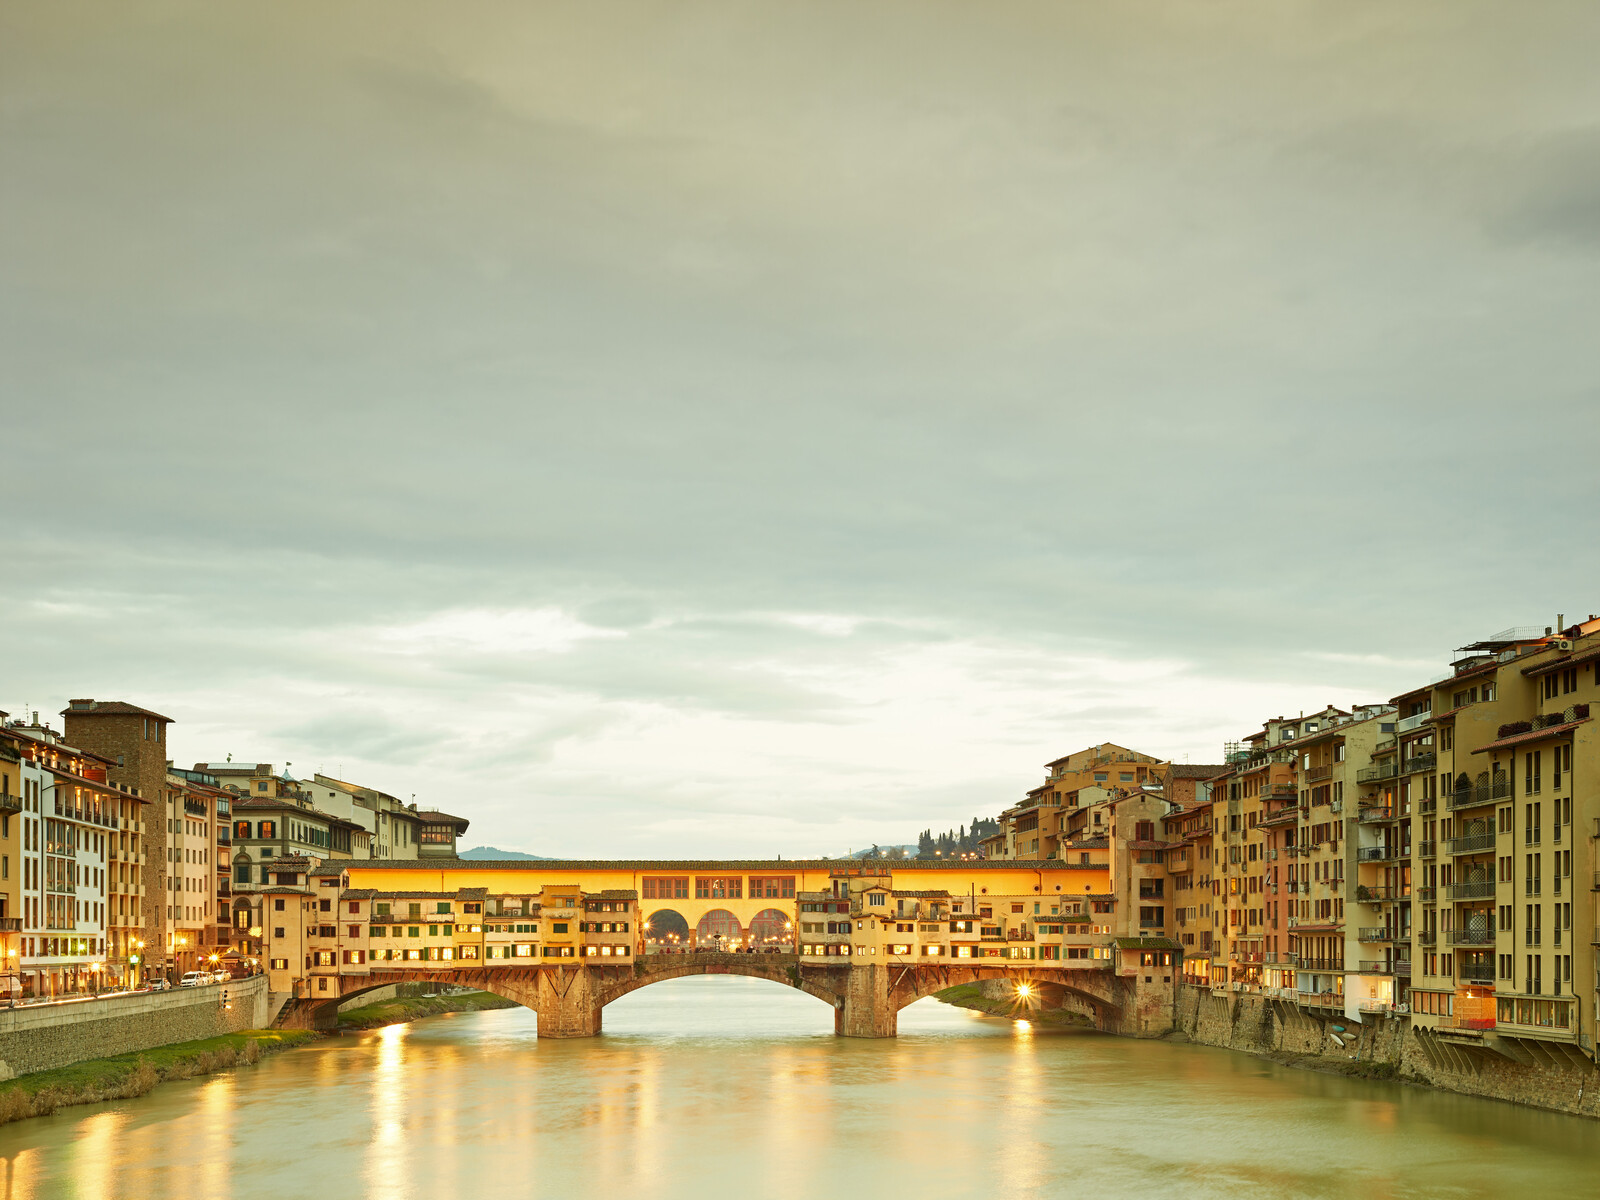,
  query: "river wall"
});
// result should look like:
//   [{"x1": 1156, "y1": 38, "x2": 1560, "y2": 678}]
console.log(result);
[
  {"x1": 1173, "y1": 984, "x2": 1600, "y2": 1118},
  {"x1": 0, "y1": 977, "x2": 269, "y2": 1080}
]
